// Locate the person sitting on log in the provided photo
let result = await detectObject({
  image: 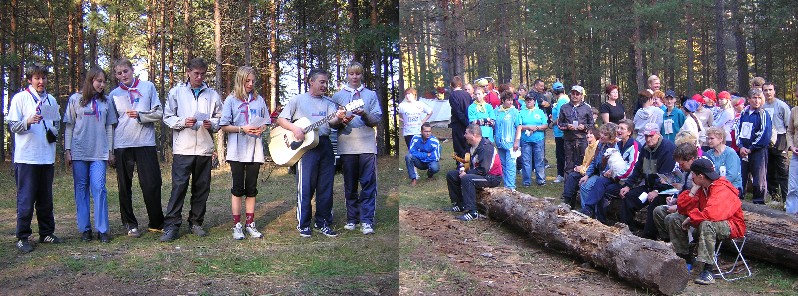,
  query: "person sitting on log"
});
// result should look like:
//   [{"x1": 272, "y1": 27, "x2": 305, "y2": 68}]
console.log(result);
[
  {"x1": 573, "y1": 123, "x2": 617, "y2": 219},
  {"x1": 652, "y1": 142, "x2": 699, "y2": 241},
  {"x1": 619, "y1": 123, "x2": 676, "y2": 238},
  {"x1": 560, "y1": 126, "x2": 599, "y2": 209},
  {"x1": 664, "y1": 158, "x2": 745, "y2": 285},
  {"x1": 445, "y1": 123, "x2": 503, "y2": 221}
]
